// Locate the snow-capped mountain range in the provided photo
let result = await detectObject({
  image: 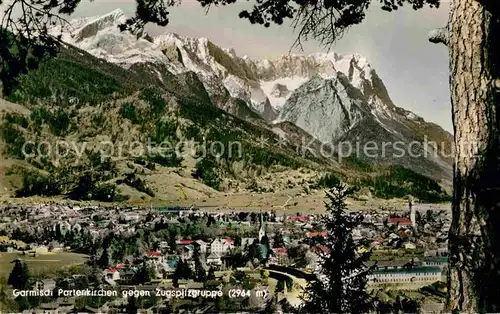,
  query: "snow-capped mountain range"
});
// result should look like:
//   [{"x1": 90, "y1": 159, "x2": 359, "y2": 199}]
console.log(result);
[{"x1": 52, "y1": 9, "x2": 453, "y2": 181}]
